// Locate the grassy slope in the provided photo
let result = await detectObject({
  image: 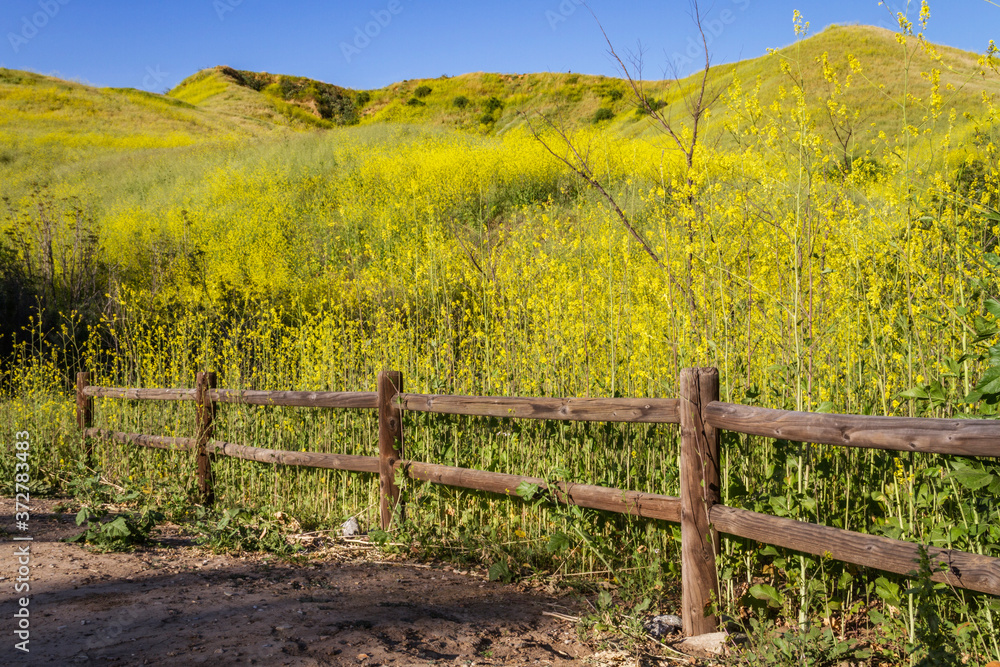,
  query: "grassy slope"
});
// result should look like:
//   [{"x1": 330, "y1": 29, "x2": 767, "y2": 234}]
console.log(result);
[
  {"x1": 2, "y1": 23, "x2": 995, "y2": 203},
  {"x1": 164, "y1": 25, "x2": 998, "y2": 149},
  {"x1": 0, "y1": 68, "x2": 286, "y2": 203}
]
